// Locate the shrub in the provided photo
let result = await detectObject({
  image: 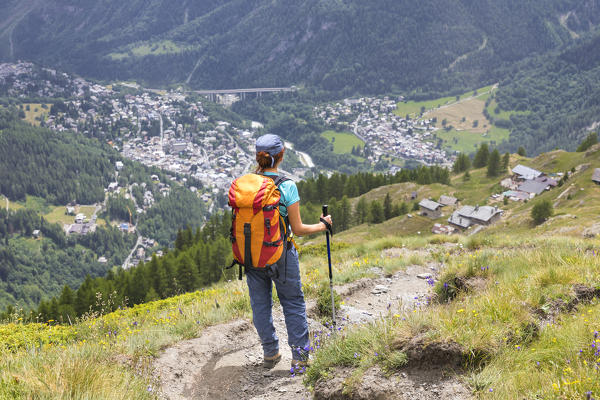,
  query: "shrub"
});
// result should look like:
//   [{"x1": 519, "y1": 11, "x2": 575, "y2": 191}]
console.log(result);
[{"x1": 531, "y1": 200, "x2": 553, "y2": 225}]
